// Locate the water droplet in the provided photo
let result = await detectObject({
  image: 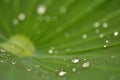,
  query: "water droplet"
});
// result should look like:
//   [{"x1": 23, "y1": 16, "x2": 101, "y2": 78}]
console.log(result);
[
  {"x1": 99, "y1": 33, "x2": 104, "y2": 38},
  {"x1": 60, "y1": 6, "x2": 67, "y2": 14},
  {"x1": 72, "y1": 58, "x2": 79, "y2": 63},
  {"x1": 82, "y1": 34, "x2": 87, "y2": 39},
  {"x1": 59, "y1": 70, "x2": 66, "y2": 76},
  {"x1": 37, "y1": 5, "x2": 47, "y2": 15},
  {"x1": 72, "y1": 68, "x2": 76, "y2": 72},
  {"x1": 94, "y1": 22, "x2": 100, "y2": 28},
  {"x1": 106, "y1": 40, "x2": 109, "y2": 43},
  {"x1": 82, "y1": 62, "x2": 90, "y2": 68},
  {"x1": 12, "y1": 19, "x2": 19, "y2": 25},
  {"x1": 104, "y1": 45, "x2": 107, "y2": 48},
  {"x1": 102, "y1": 22, "x2": 108, "y2": 28},
  {"x1": 11, "y1": 60, "x2": 16, "y2": 65},
  {"x1": 48, "y1": 49, "x2": 53, "y2": 54},
  {"x1": 26, "y1": 68, "x2": 31, "y2": 72},
  {"x1": 18, "y1": 13, "x2": 26, "y2": 21},
  {"x1": 35, "y1": 65, "x2": 40, "y2": 68},
  {"x1": 83, "y1": 58, "x2": 87, "y2": 61},
  {"x1": 114, "y1": 31, "x2": 119, "y2": 36}
]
